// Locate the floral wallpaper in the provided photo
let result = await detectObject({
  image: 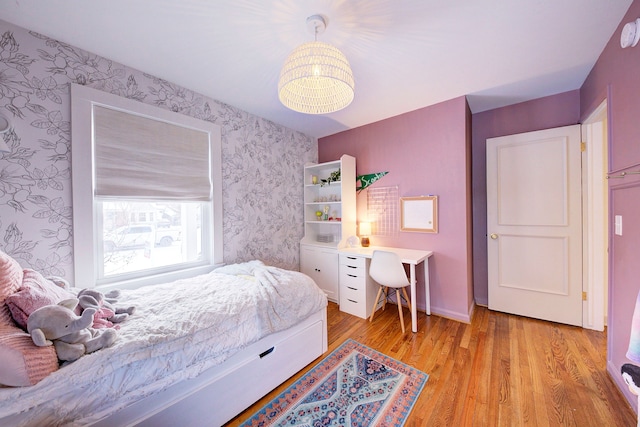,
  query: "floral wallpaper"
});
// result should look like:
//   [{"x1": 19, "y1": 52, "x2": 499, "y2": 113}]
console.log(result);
[{"x1": 0, "y1": 19, "x2": 316, "y2": 283}]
